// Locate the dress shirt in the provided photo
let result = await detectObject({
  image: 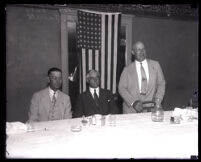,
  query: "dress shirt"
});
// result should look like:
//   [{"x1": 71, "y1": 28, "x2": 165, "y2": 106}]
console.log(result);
[
  {"x1": 49, "y1": 87, "x2": 58, "y2": 101},
  {"x1": 89, "y1": 87, "x2": 99, "y2": 98},
  {"x1": 135, "y1": 59, "x2": 149, "y2": 93}
]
